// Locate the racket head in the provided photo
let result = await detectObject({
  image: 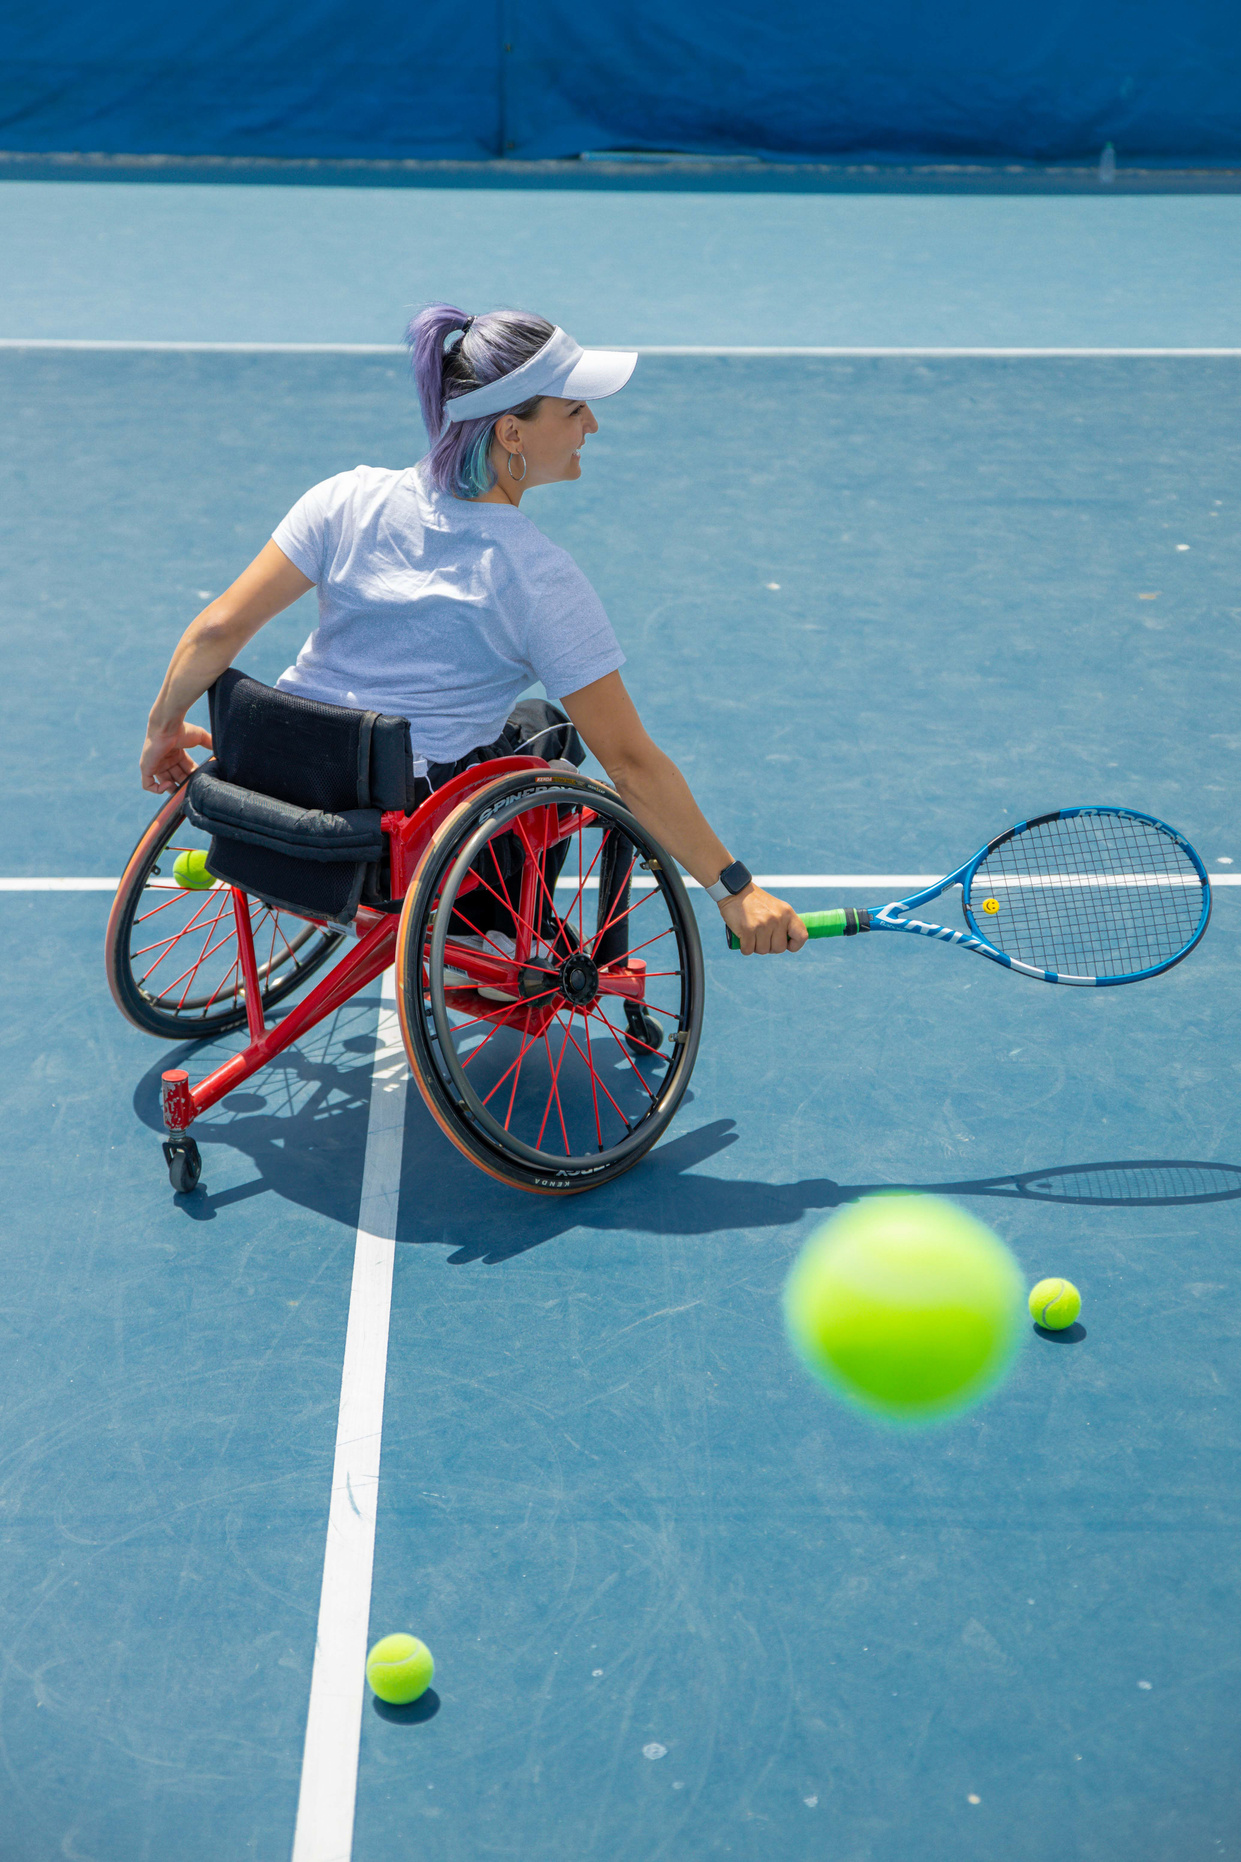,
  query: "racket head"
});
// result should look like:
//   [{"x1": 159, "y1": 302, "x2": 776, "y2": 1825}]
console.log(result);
[{"x1": 959, "y1": 807, "x2": 1210, "y2": 984}]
